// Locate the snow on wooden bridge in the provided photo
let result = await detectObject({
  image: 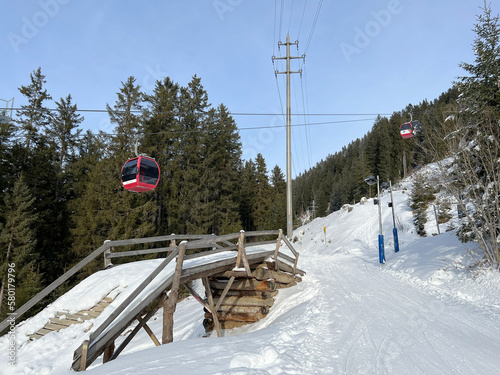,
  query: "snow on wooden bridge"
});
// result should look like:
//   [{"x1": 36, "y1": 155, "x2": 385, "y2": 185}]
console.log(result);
[{"x1": 0, "y1": 229, "x2": 304, "y2": 372}]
